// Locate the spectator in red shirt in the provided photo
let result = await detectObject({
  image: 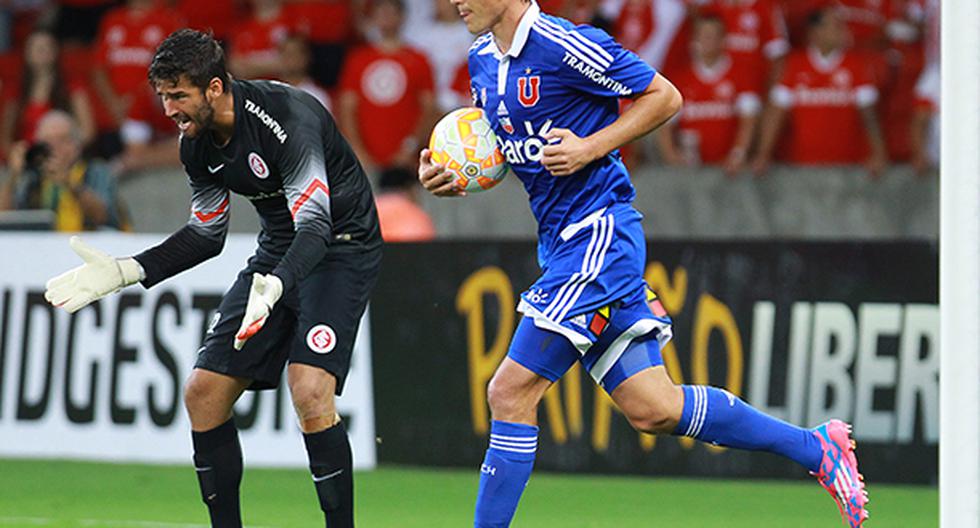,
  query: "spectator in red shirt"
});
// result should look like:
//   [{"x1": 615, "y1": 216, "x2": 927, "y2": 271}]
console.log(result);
[
  {"x1": 404, "y1": 0, "x2": 475, "y2": 114},
  {"x1": 115, "y1": 86, "x2": 181, "y2": 175},
  {"x1": 752, "y1": 7, "x2": 887, "y2": 176},
  {"x1": 878, "y1": 0, "x2": 925, "y2": 161},
  {"x1": 693, "y1": 0, "x2": 790, "y2": 86},
  {"x1": 1, "y1": 30, "x2": 95, "y2": 159},
  {"x1": 92, "y1": 0, "x2": 183, "y2": 130},
  {"x1": 338, "y1": 0, "x2": 436, "y2": 174},
  {"x1": 658, "y1": 15, "x2": 761, "y2": 174},
  {"x1": 228, "y1": 0, "x2": 297, "y2": 80},
  {"x1": 375, "y1": 166, "x2": 436, "y2": 242},
  {"x1": 288, "y1": 0, "x2": 355, "y2": 88},
  {"x1": 604, "y1": 0, "x2": 688, "y2": 71}
]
